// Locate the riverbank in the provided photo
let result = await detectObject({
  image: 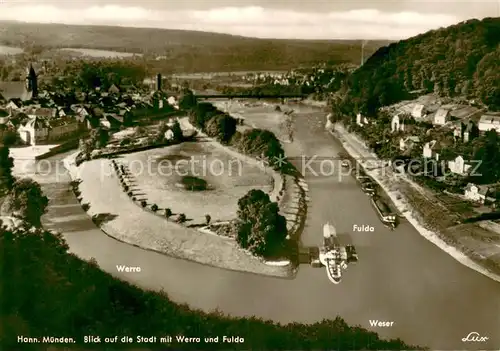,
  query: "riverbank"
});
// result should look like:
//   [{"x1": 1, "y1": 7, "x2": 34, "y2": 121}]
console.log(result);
[{"x1": 332, "y1": 123, "x2": 500, "y2": 283}]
